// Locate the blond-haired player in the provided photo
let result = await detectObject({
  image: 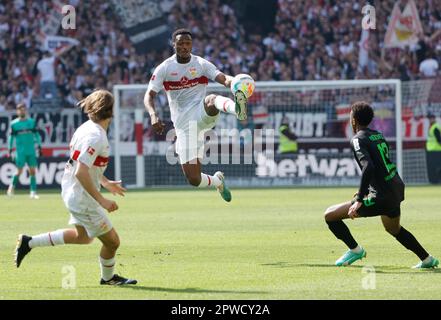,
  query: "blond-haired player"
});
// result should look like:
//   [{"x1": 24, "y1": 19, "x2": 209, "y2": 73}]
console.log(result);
[{"x1": 14, "y1": 90, "x2": 137, "y2": 285}]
